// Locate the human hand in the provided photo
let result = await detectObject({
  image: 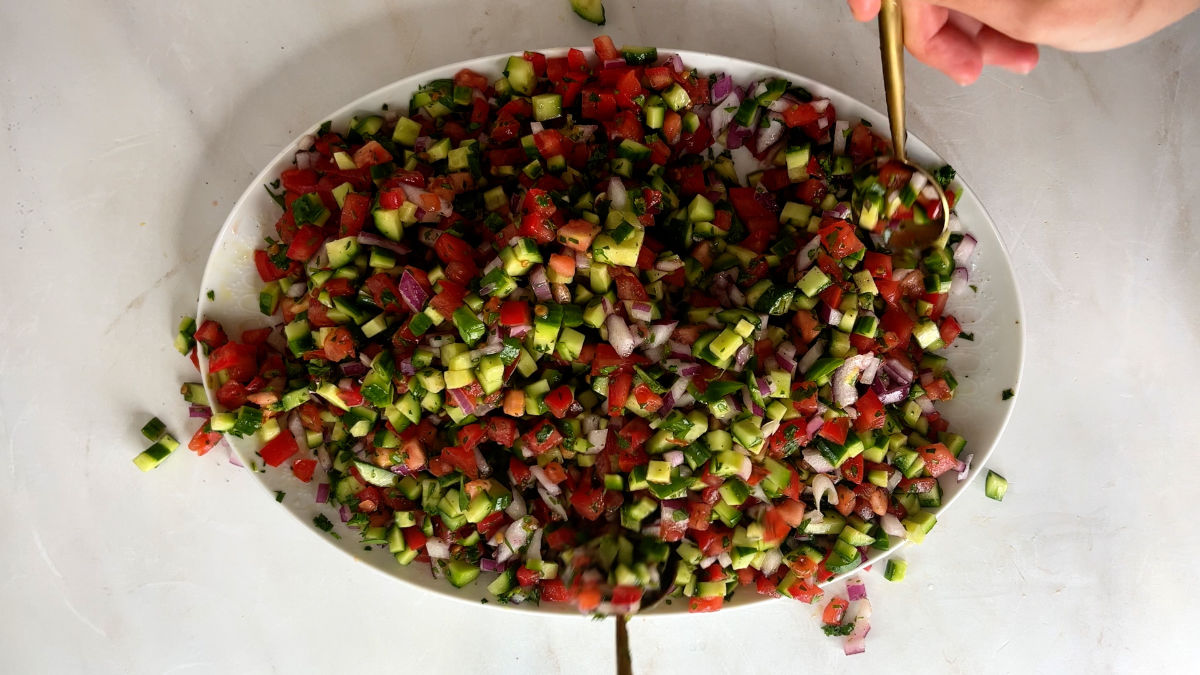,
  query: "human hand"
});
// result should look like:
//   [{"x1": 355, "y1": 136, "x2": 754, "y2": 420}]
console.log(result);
[
  {"x1": 847, "y1": 0, "x2": 1038, "y2": 85},
  {"x1": 846, "y1": 0, "x2": 1200, "y2": 85}
]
